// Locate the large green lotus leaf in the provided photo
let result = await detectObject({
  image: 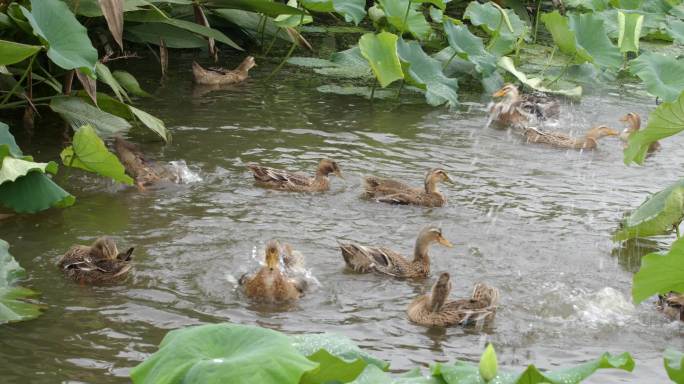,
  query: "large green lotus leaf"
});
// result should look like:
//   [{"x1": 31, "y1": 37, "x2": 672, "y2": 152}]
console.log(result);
[
  {"x1": 50, "y1": 96, "x2": 131, "y2": 137},
  {"x1": 288, "y1": 49, "x2": 373, "y2": 79},
  {"x1": 443, "y1": 22, "x2": 497, "y2": 76},
  {"x1": 624, "y1": 89, "x2": 684, "y2": 165},
  {"x1": 665, "y1": 349, "x2": 684, "y2": 383},
  {"x1": 351, "y1": 365, "x2": 442, "y2": 383},
  {"x1": 614, "y1": 181, "x2": 684, "y2": 240},
  {"x1": 0, "y1": 157, "x2": 58, "y2": 185},
  {"x1": 379, "y1": 0, "x2": 431, "y2": 40},
  {"x1": 618, "y1": 11, "x2": 644, "y2": 52},
  {"x1": 112, "y1": 70, "x2": 152, "y2": 98},
  {"x1": 632, "y1": 236, "x2": 684, "y2": 303},
  {"x1": 95, "y1": 62, "x2": 130, "y2": 103},
  {"x1": 60, "y1": 125, "x2": 133, "y2": 185},
  {"x1": 630, "y1": 52, "x2": 684, "y2": 103},
  {"x1": 125, "y1": 23, "x2": 207, "y2": 48},
  {"x1": 274, "y1": 0, "x2": 314, "y2": 28},
  {"x1": 0, "y1": 171, "x2": 75, "y2": 213},
  {"x1": 21, "y1": 0, "x2": 98, "y2": 75},
  {"x1": 396, "y1": 38, "x2": 458, "y2": 107},
  {"x1": 464, "y1": 1, "x2": 527, "y2": 55},
  {"x1": 497, "y1": 57, "x2": 582, "y2": 98},
  {"x1": 299, "y1": 0, "x2": 365, "y2": 24},
  {"x1": 666, "y1": 17, "x2": 684, "y2": 43},
  {"x1": 0, "y1": 122, "x2": 22, "y2": 157},
  {"x1": 359, "y1": 32, "x2": 404, "y2": 88},
  {"x1": 0, "y1": 40, "x2": 41, "y2": 66},
  {"x1": 129, "y1": 106, "x2": 168, "y2": 142},
  {"x1": 204, "y1": 0, "x2": 306, "y2": 17},
  {"x1": 432, "y1": 353, "x2": 634, "y2": 384},
  {"x1": 130, "y1": 323, "x2": 318, "y2": 384},
  {"x1": 0, "y1": 239, "x2": 43, "y2": 324}
]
